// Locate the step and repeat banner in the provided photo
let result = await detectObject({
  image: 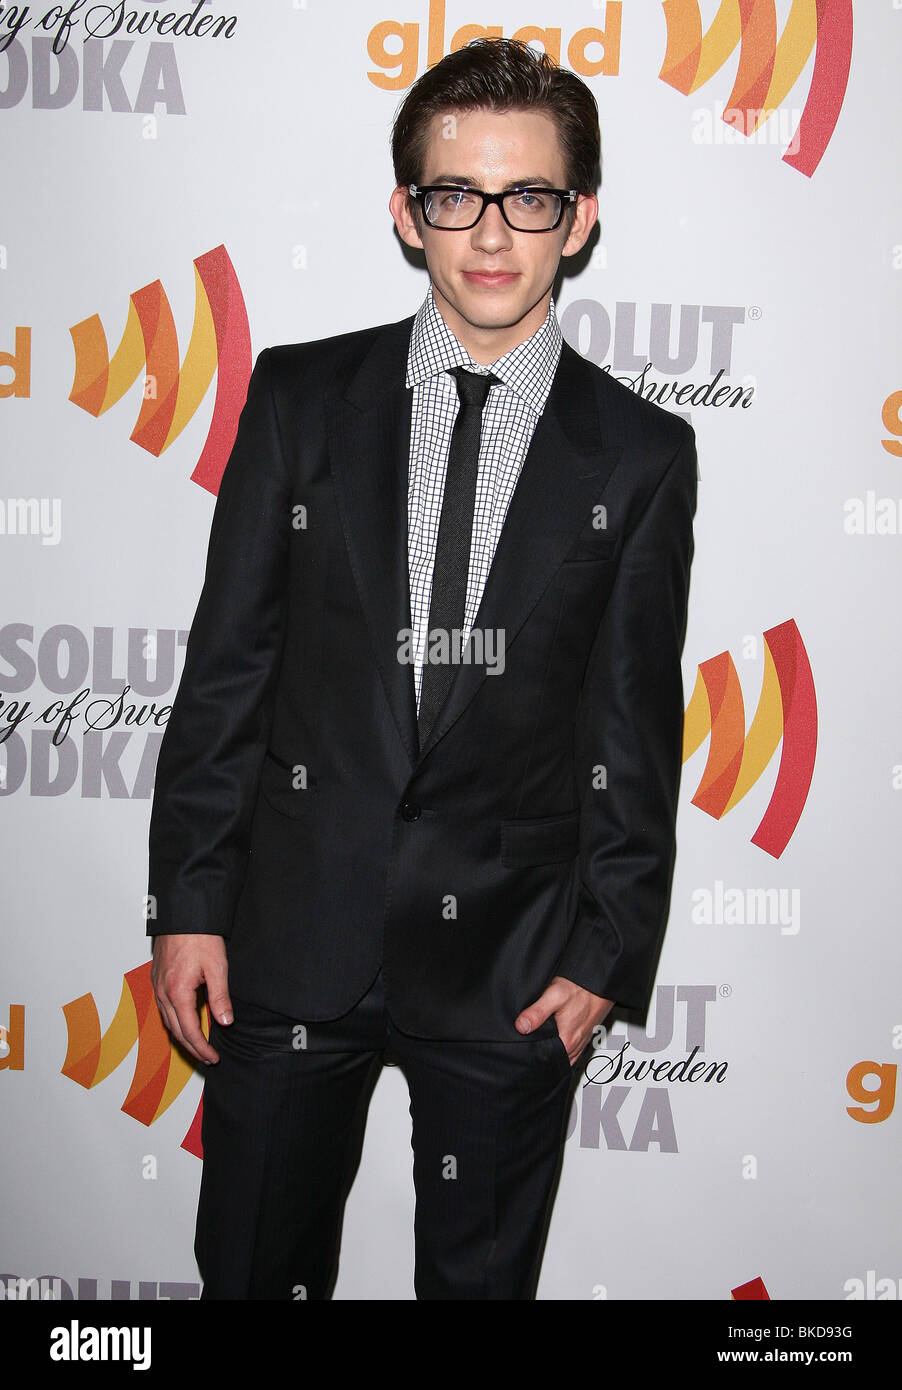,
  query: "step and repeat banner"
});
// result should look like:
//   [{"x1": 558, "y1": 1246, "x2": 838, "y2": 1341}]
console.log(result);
[{"x1": 3, "y1": 1, "x2": 900, "y2": 1303}]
